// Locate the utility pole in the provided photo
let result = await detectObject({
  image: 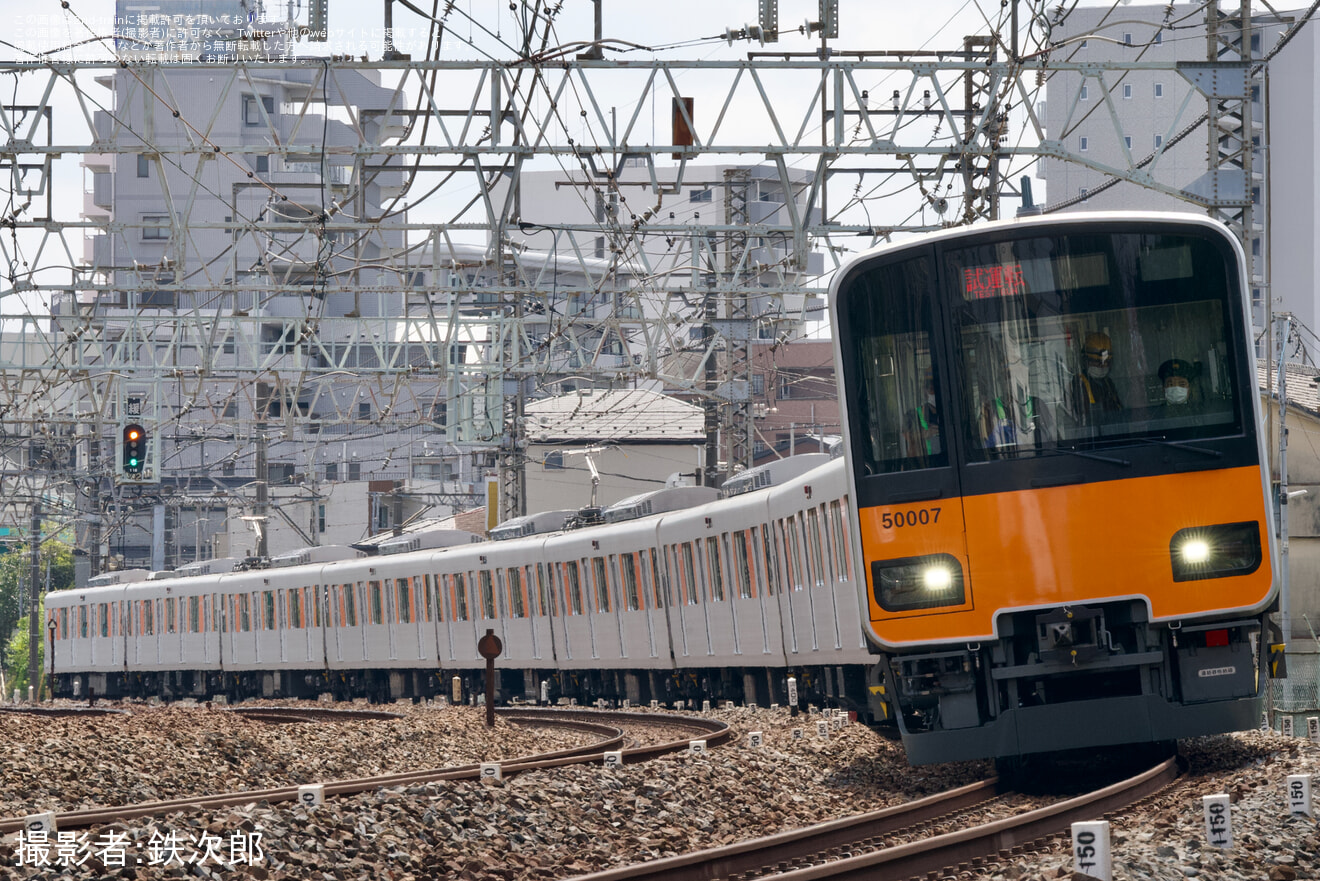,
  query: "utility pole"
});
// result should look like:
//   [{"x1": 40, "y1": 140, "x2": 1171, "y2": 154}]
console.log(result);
[{"x1": 27, "y1": 498, "x2": 40, "y2": 701}]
